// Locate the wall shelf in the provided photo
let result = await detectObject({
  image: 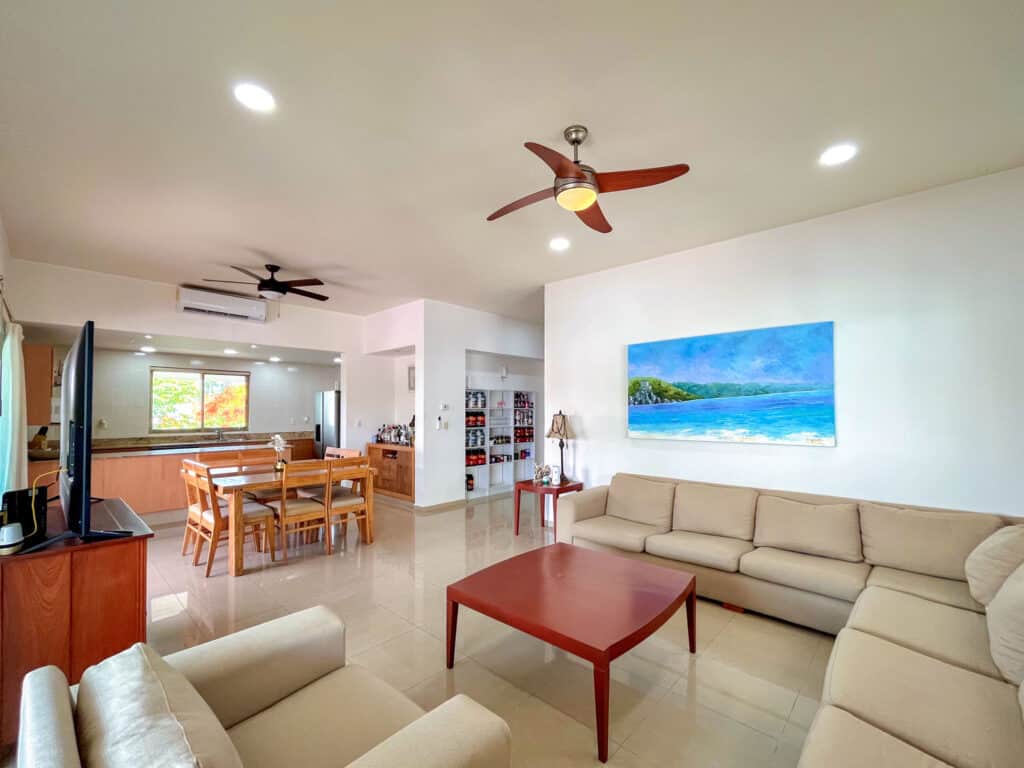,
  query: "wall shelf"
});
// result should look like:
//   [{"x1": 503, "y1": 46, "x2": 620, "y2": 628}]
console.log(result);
[{"x1": 465, "y1": 388, "x2": 535, "y2": 498}]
